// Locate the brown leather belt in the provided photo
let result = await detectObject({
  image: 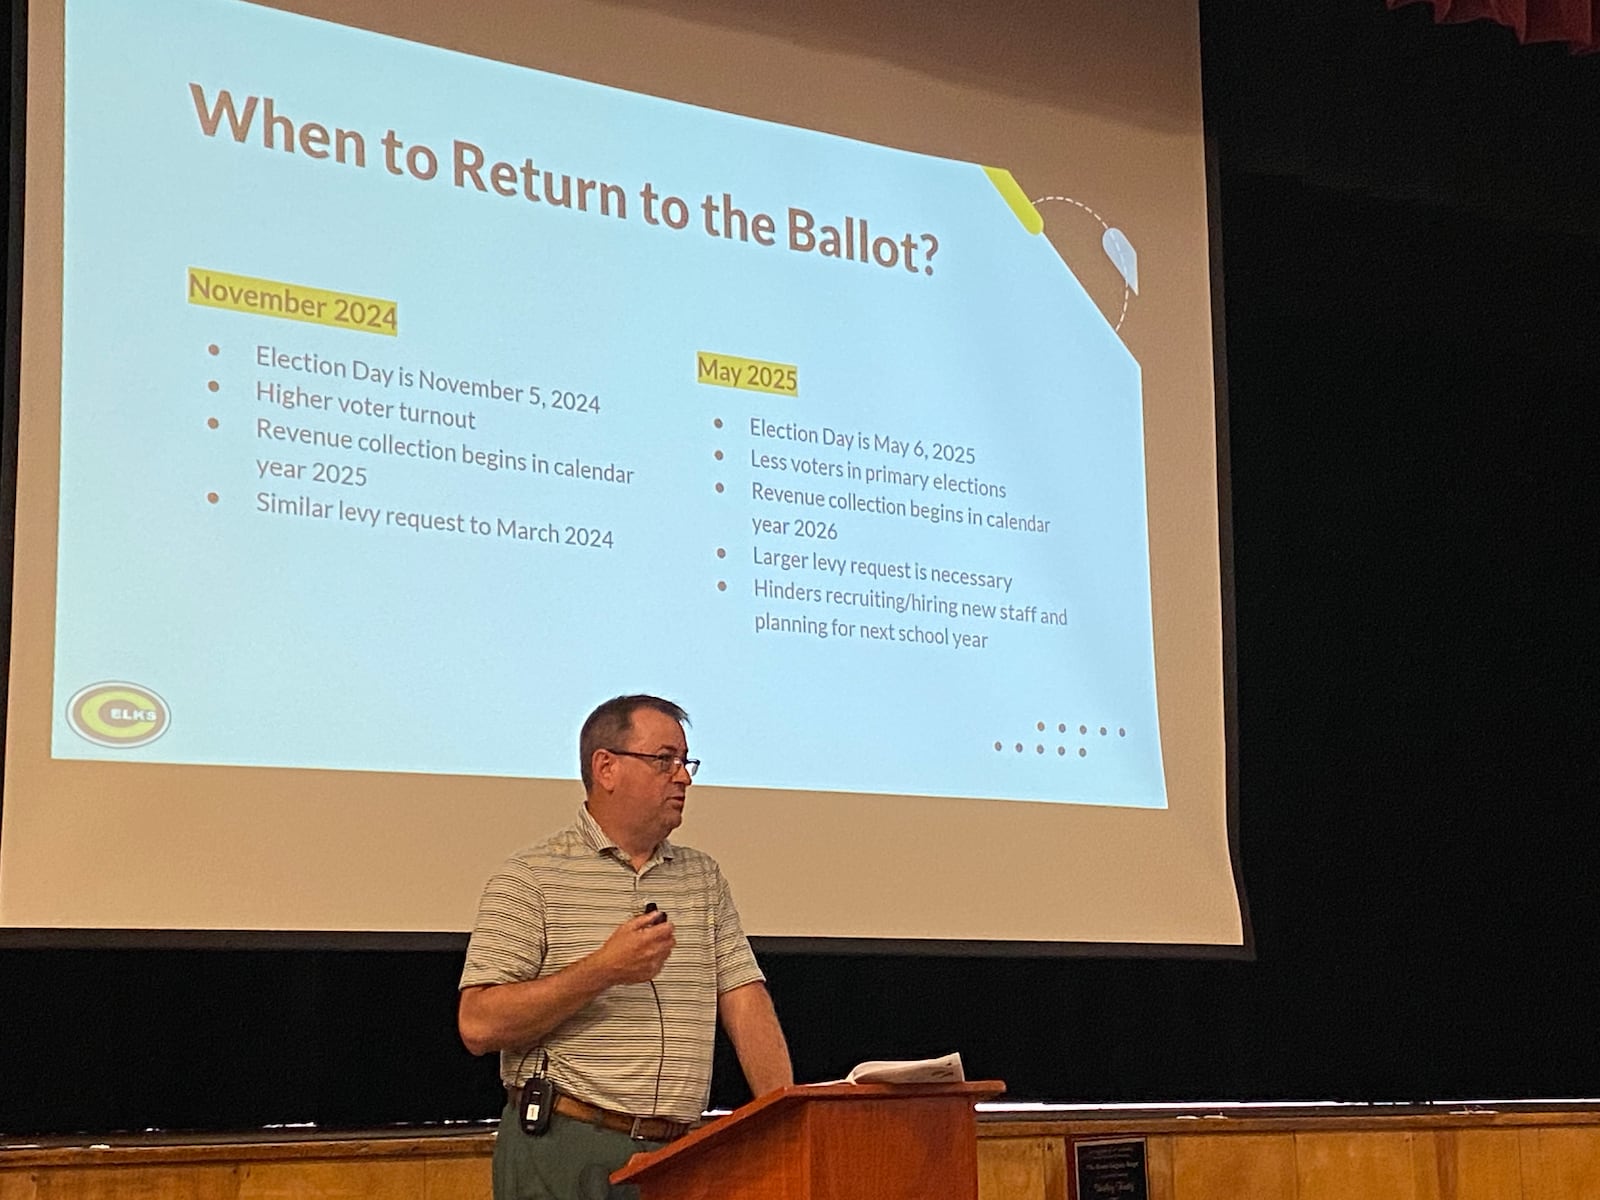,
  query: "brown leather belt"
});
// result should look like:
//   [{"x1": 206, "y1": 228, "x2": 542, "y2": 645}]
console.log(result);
[{"x1": 506, "y1": 1084, "x2": 691, "y2": 1143}]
